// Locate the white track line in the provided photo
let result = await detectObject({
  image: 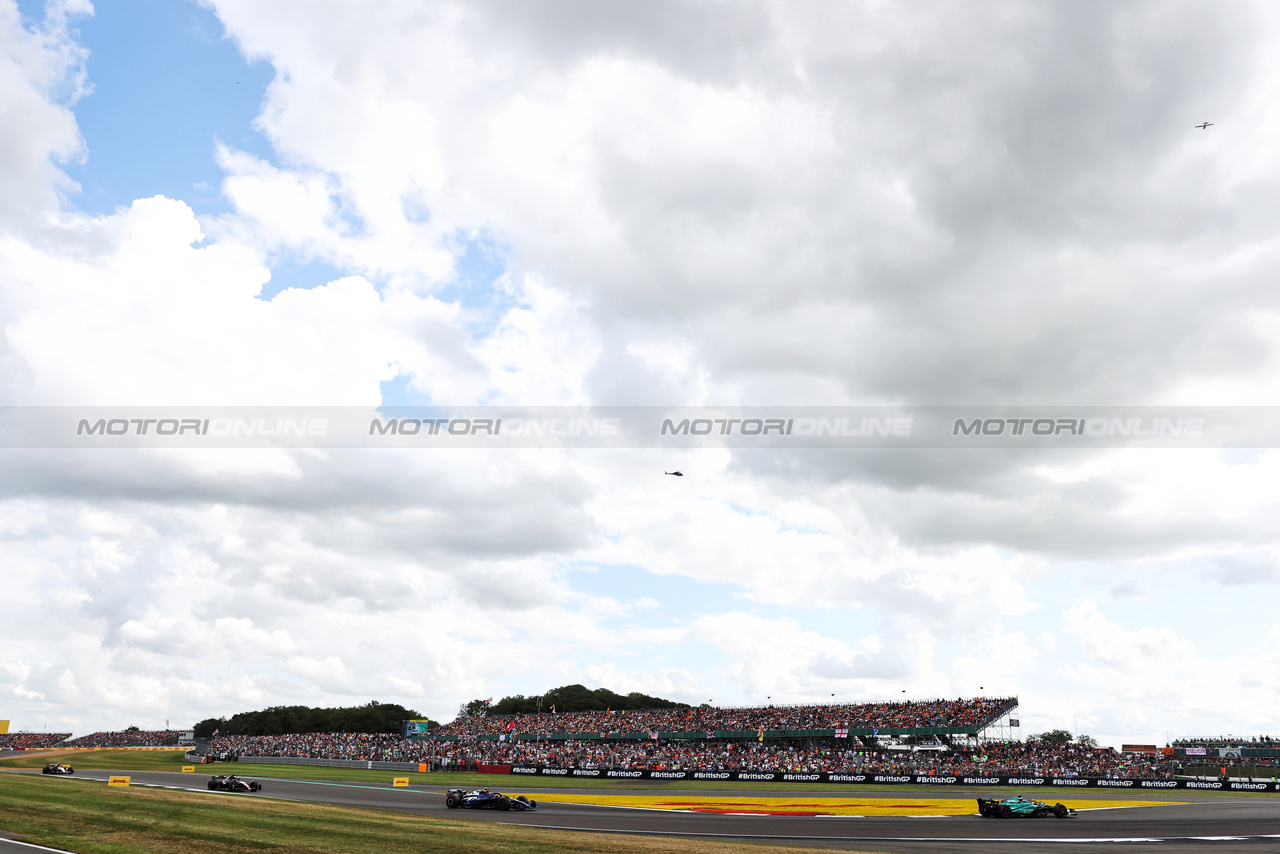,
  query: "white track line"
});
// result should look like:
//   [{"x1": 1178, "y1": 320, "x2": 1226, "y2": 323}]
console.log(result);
[{"x1": 0, "y1": 839, "x2": 74, "y2": 853}]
